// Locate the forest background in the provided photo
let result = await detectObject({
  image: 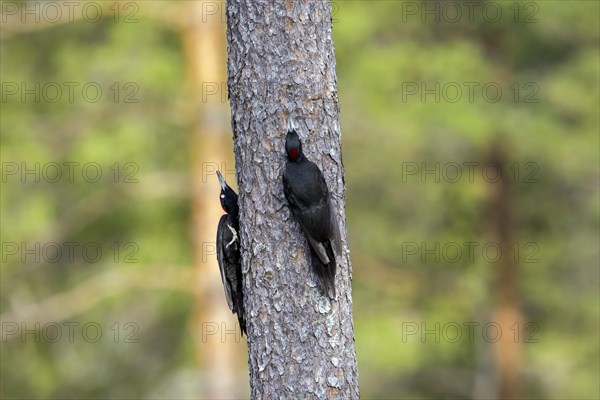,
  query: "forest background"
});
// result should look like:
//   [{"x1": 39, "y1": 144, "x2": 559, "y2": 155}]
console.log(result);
[{"x1": 1, "y1": 1, "x2": 598, "y2": 399}]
